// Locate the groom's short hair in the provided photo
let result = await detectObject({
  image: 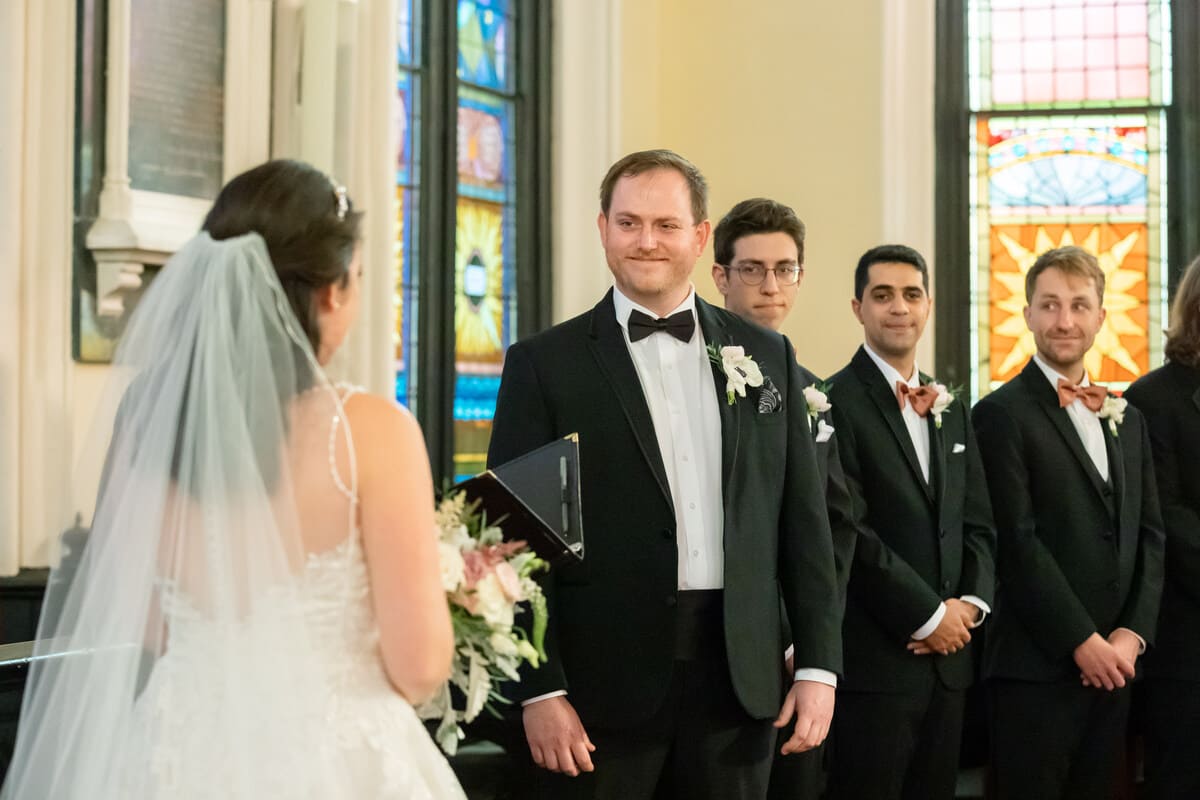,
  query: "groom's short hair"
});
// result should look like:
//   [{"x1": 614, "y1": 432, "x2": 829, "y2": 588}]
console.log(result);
[
  {"x1": 1024, "y1": 246, "x2": 1106, "y2": 303},
  {"x1": 854, "y1": 244, "x2": 929, "y2": 300},
  {"x1": 599, "y1": 149, "x2": 708, "y2": 224}
]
